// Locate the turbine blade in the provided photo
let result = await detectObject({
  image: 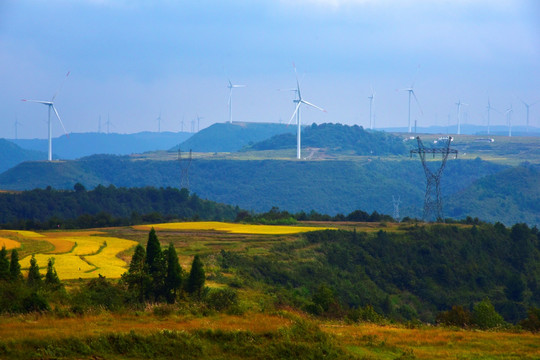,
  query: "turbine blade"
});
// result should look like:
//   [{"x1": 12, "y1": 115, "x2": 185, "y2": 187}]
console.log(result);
[
  {"x1": 22, "y1": 99, "x2": 52, "y2": 105},
  {"x1": 232, "y1": 85, "x2": 246, "y2": 88},
  {"x1": 411, "y1": 91, "x2": 423, "y2": 115},
  {"x1": 51, "y1": 71, "x2": 70, "y2": 102},
  {"x1": 52, "y1": 105, "x2": 69, "y2": 136},
  {"x1": 410, "y1": 65, "x2": 420, "y2": 88},
  {"x1": 287, "y1": 102, "x2": 301, "y2": 126},
  {"x1": 293, "y1": 63, "x2": 302, "y2": 99},
  {"x1": 301, "y1": 99, "x2": 326, "y2": 113}
]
